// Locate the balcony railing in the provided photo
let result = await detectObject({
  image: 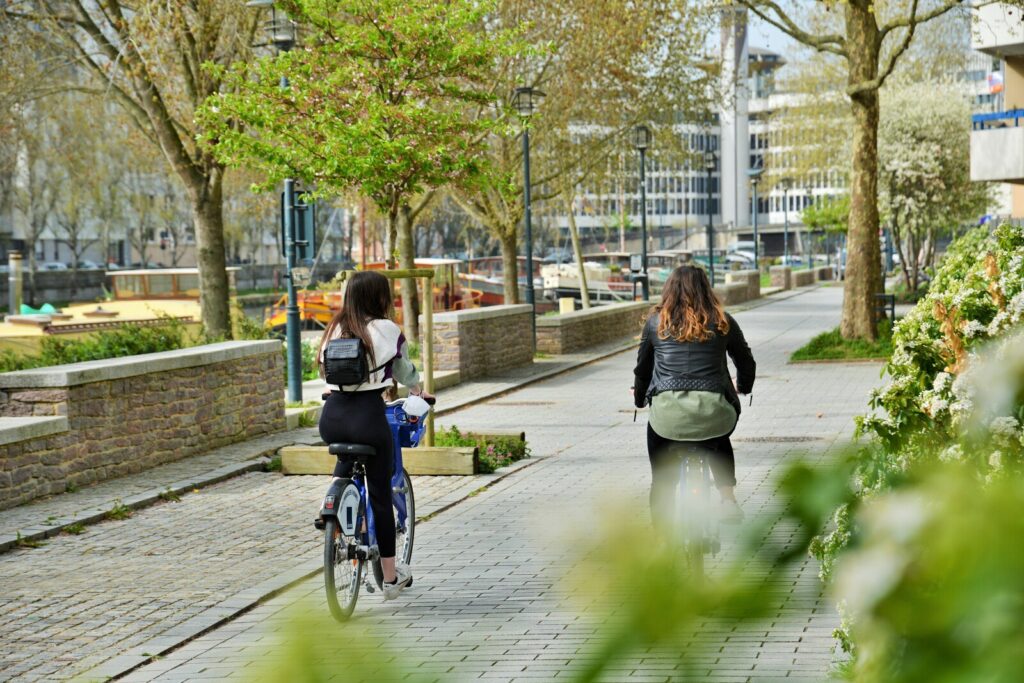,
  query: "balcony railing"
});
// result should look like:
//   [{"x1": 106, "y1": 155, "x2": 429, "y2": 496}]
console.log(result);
[{"x1": 972, "y1": 109, "x2": 1024, "y2": 131}]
